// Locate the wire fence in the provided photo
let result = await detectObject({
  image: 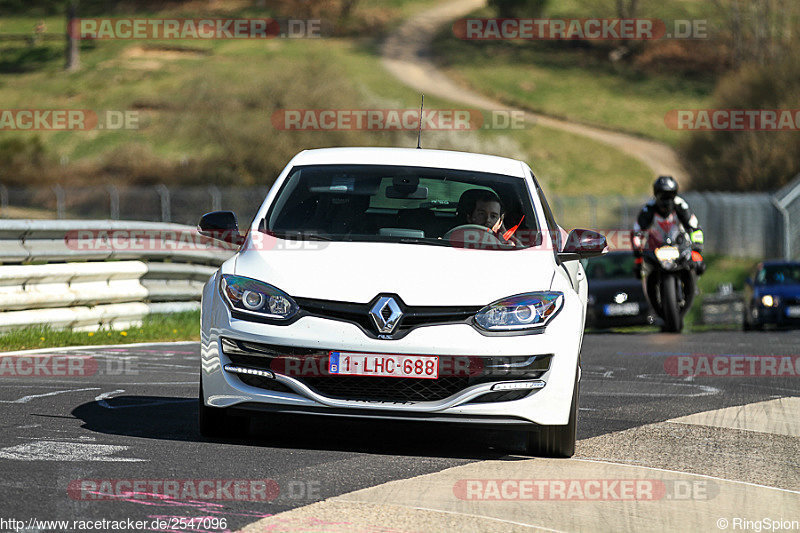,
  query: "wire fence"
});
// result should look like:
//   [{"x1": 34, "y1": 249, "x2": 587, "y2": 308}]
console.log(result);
[{"x1": 1, "y1": 179, "x2": 798, "y2": 260}]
